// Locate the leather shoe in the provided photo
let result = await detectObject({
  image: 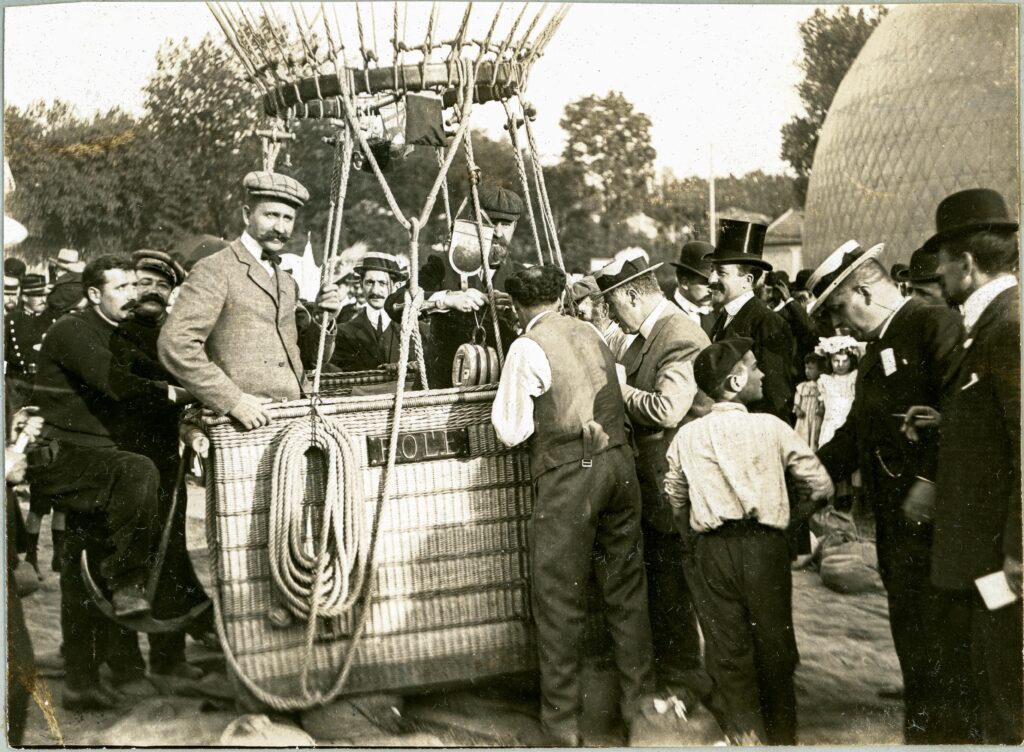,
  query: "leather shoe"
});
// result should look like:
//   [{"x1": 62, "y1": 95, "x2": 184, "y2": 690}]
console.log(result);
[
  {"x1": 151, "y1": 661, "x2": 205, "y2": 681},
  {"x1": 62, "y1": 685, "x2": 122, "y2": 711},
  {"x1": 112, "y1": 585, "x2": 150, "y2": 618}
]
